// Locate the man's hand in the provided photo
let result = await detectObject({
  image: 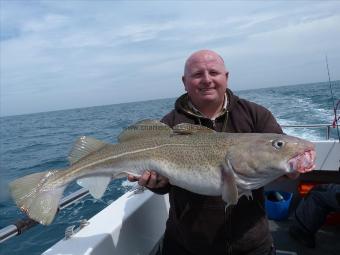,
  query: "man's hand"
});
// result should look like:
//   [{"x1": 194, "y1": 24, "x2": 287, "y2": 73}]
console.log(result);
[
  {"x1": 127, "y1": 171, "x2": 169, "y2": 189},
  {"x1": 277, "y1": 172, "x2": 300, "y2": 181},
  {"x1": 285, "y1": 172, "x2": 300, "y2": 179}
]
